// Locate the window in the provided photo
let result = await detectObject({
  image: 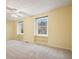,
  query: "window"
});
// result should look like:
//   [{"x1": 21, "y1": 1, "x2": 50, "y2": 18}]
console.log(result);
[
  {"x1": 17, "y1": 21, "x2": 24, "y2": 35},
  {"x1": 34, "y1": 16, "x2": 48, "y2": 36}
]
